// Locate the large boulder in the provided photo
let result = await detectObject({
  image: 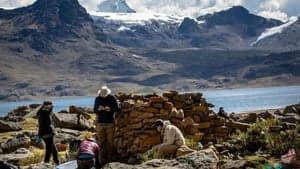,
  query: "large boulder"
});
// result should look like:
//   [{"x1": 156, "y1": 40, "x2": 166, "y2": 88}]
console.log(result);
[
  {"x1": 103, "y1": 148, "x2": 219, "y2": 169},
  {"x1": 284, "y1": 103, "x2": 300, "y2": 115},
  {"x1": 0, "y1": 136, "x2": 31, "y2": 154},
  {"x1": 6, "y1": 104, "x2": 41, "y2": 119},
  {"x1": 221, "y1": 160, "x2": 247, "y2": 169},
  {"x1": 0, "y1": 148, "x2": 32, "y2": 166},
  {"x1": 27, "y1": 163, "x2": 53, "y2": 169},
  {"x1": 0, "y1": 120, "x2": 22, "y2": 133},
  {"x1": 258, "y1": 111, "x2": 275, "y2": 120},
  {"x1": 69, "y1": 105, "x2": 93, "y2": 120},
  {"x1": 53, "y1": 113, "x2": 94, "y2": 131},
  {"x1": 0, "y1": 160, "x2": 18, "y2": 169},
  {"x1": 55, "y1": 128, "x2": 81, "y2": 147},
  {"x1": 278, "y1": 114, "x2": 300, "y2": 124},
  {"x1": 238, "y1": 113, "x2": 257, "y2": 124}
]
